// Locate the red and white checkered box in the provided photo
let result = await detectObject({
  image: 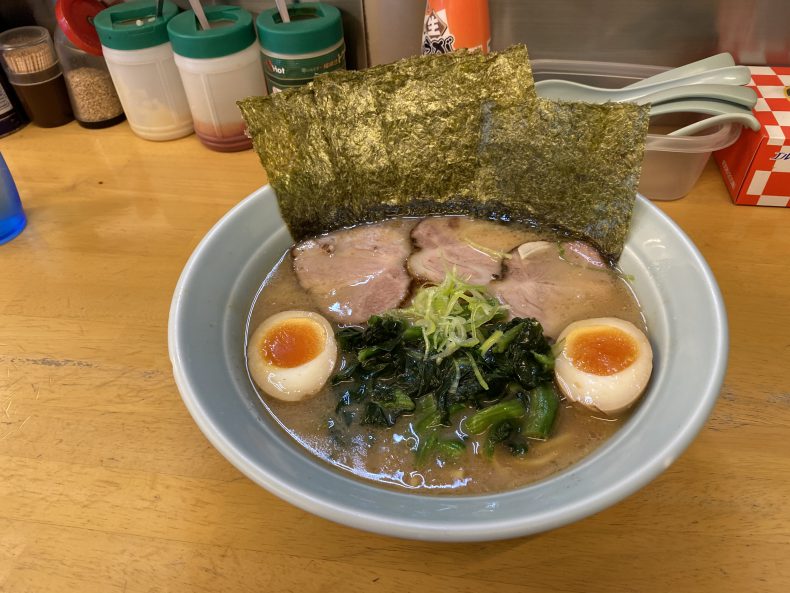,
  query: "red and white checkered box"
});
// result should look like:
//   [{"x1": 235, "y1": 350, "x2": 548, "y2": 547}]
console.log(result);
[{"x1": 714, "y1": 66, "x2": 790, "y2": 206}]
